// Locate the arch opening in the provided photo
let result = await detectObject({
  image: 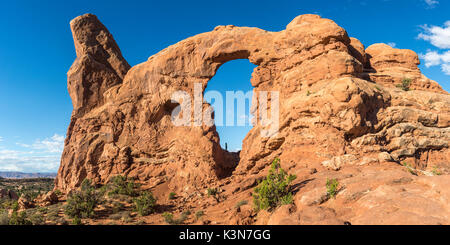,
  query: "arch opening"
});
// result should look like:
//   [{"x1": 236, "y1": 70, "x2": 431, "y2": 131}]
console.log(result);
[{"x1": 204, "y1": 59, "x2": 256, "y2": 165}]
